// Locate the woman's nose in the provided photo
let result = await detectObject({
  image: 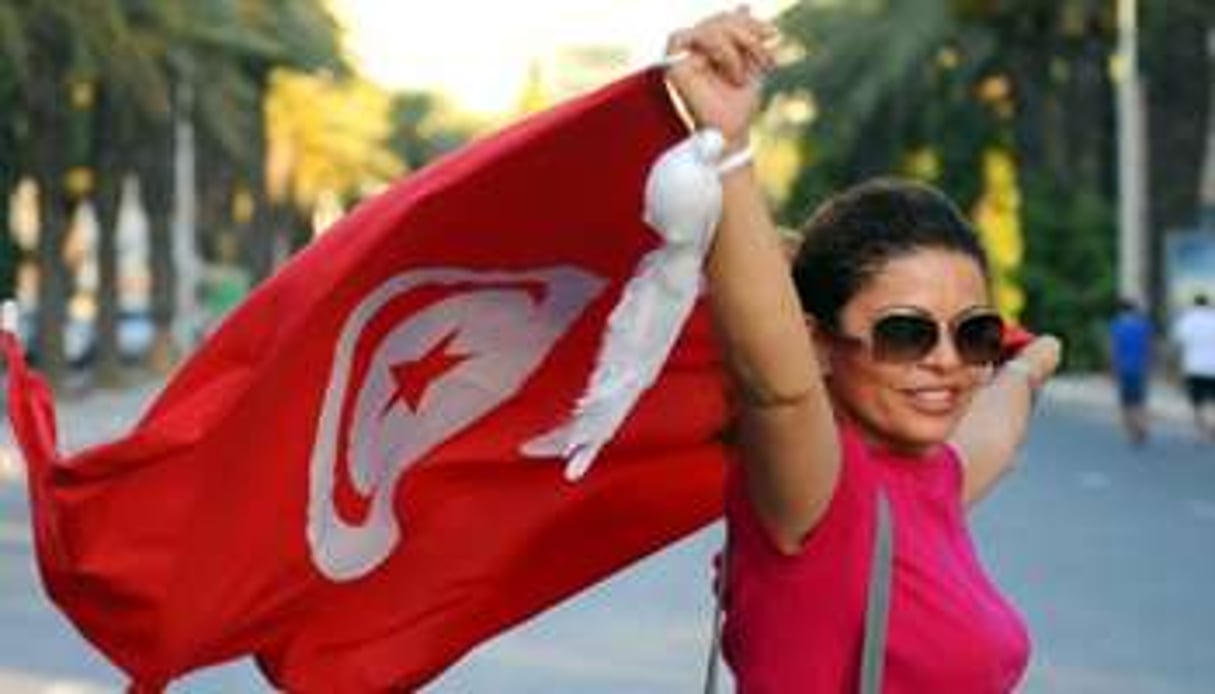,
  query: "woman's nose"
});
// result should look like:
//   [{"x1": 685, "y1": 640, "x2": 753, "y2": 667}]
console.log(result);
[{"x1": 921, "y1": 326, "x2": 964, "y2": 369}]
